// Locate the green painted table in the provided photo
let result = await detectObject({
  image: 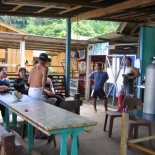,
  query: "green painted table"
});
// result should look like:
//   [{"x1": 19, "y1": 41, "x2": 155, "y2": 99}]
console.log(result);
[{"x1": 0, "y1": 94, "x2": 97, "y2": 155}]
